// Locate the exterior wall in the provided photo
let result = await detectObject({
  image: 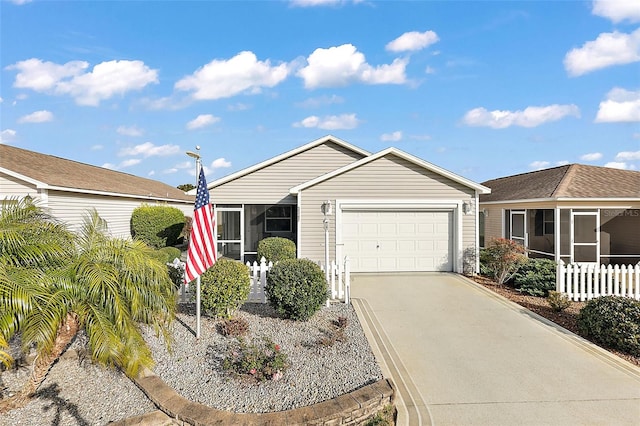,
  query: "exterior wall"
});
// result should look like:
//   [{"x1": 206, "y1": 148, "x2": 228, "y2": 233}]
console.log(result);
[
  {"x1": 0, "y1": 173, "x2": 39, "y2": 199},
  {"x1": 298, "y1": 155, "x2": 477, "y2": 268},
  {"x1": 480, "y1": 200, "x2": 640, "y2": 265},
  {"x1": 46, "y1": 190, "x2": 192, "y2": 239},
  {"x1": 210, "y1": 142, "x2": 366, "y2": 205}
]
